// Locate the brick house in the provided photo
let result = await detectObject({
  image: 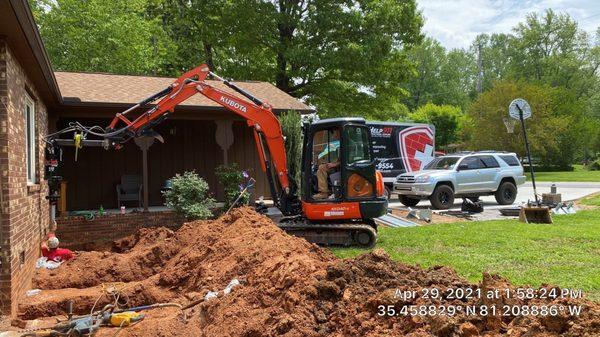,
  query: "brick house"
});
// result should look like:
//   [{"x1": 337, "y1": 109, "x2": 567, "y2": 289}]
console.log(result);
[{"x1": 0, "y1": 0, "x2": 312, "y2": 315}]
